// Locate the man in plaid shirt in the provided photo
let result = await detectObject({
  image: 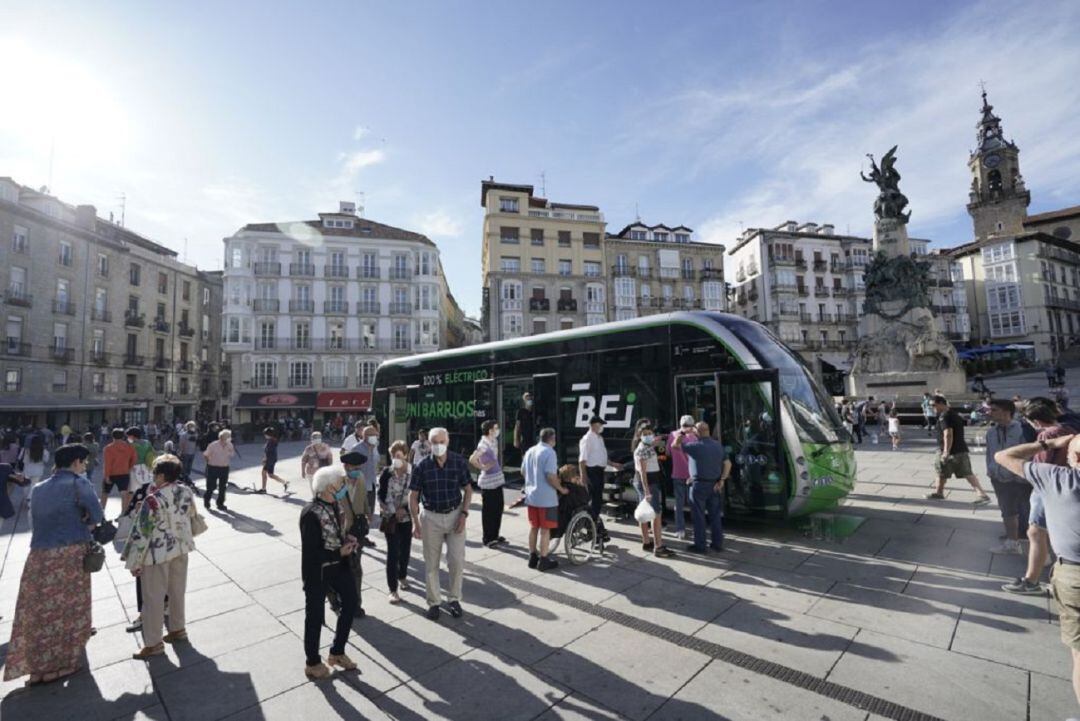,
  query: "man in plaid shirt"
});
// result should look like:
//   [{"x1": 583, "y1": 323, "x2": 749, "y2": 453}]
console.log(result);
[{"x1": 409, "y1": 427, "x2": 473, "y2": 621}]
